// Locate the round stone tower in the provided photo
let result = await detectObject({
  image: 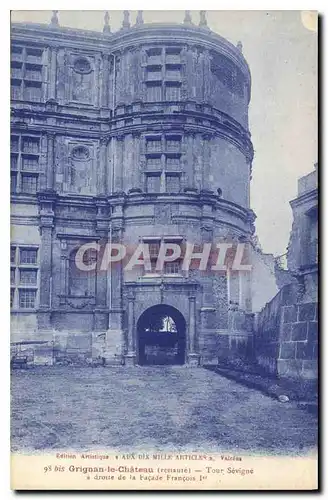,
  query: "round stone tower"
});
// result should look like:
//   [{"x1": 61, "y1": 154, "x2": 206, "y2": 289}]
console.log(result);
[{"x1": 104, "y1": 13, "x2": 255, "y2": 365}]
